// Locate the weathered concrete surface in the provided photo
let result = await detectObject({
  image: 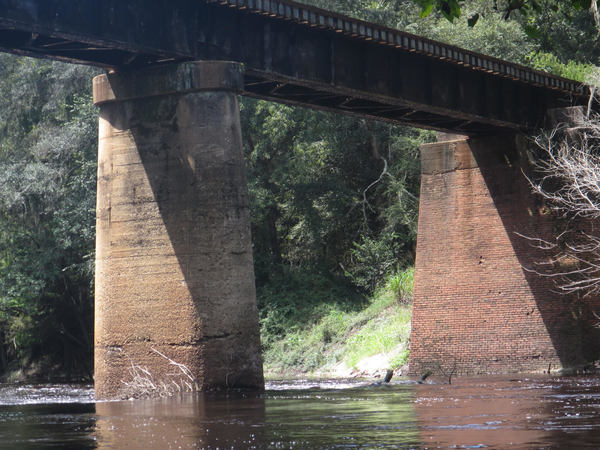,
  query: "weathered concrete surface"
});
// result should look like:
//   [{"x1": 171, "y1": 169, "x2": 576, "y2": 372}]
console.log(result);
[
  {"x1": 409, "y1": 134, "x2": 600, "y2": 377},
  {"x1": 93, "y1": 61, "x2": 264, "y2": 399}
]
